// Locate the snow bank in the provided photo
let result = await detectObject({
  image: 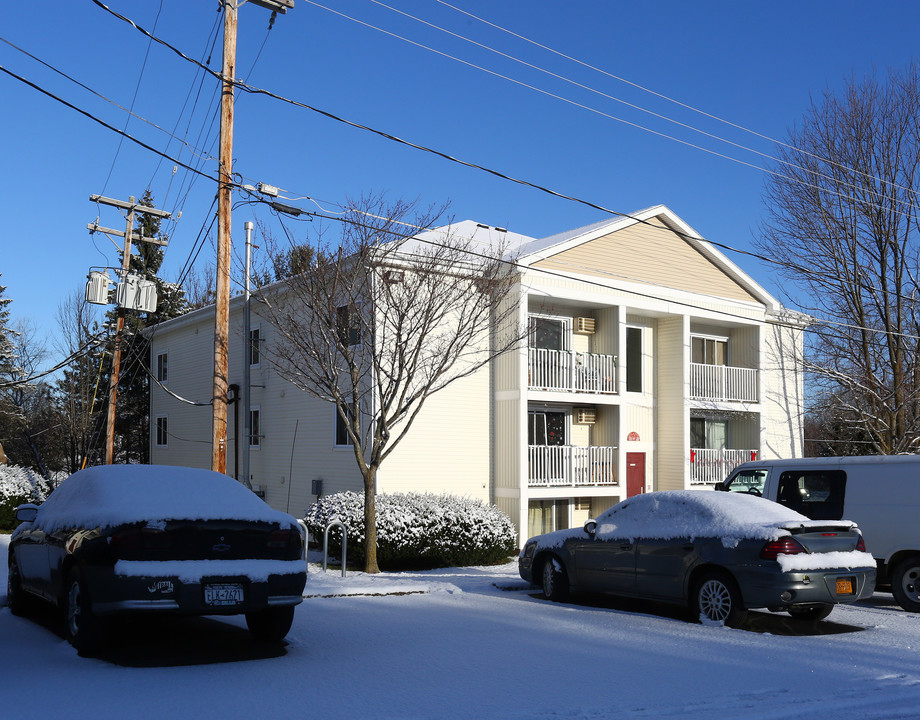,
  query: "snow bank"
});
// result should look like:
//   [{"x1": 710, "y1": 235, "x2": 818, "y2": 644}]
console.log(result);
[{"x1": 27, "y1": 465, "x2": 298, "y2": 533}]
